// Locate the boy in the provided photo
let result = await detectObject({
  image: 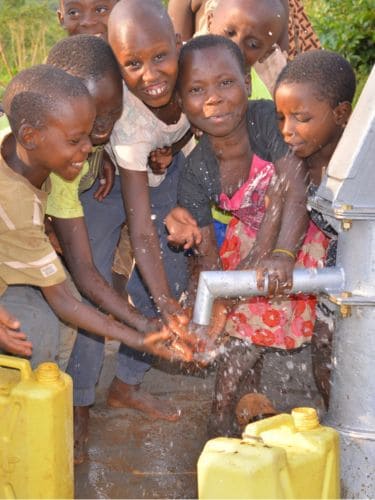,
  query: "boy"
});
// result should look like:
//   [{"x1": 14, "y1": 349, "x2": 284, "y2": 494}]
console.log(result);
[
  {"x1": 57, "y1": 0, "x2": 118, "y2": 40},
  {"x1": 45, "y1": 34, "x2": 153, "y2": 459},
  {"x1": 0, "y1": 64, "x2": 191, "y2": 455},
  {"x1": 84, "y1": 0, "x2": 193, "y2": 418},
  {"x1": 168, "y1": 0, "x2": 320, "y2": 93},
  {"x1": 107, "y1": 0, "x2": 191, "y2": 322},
  {"x1": 45, "y1": 34, "x2": 189, "y2": 463}
]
